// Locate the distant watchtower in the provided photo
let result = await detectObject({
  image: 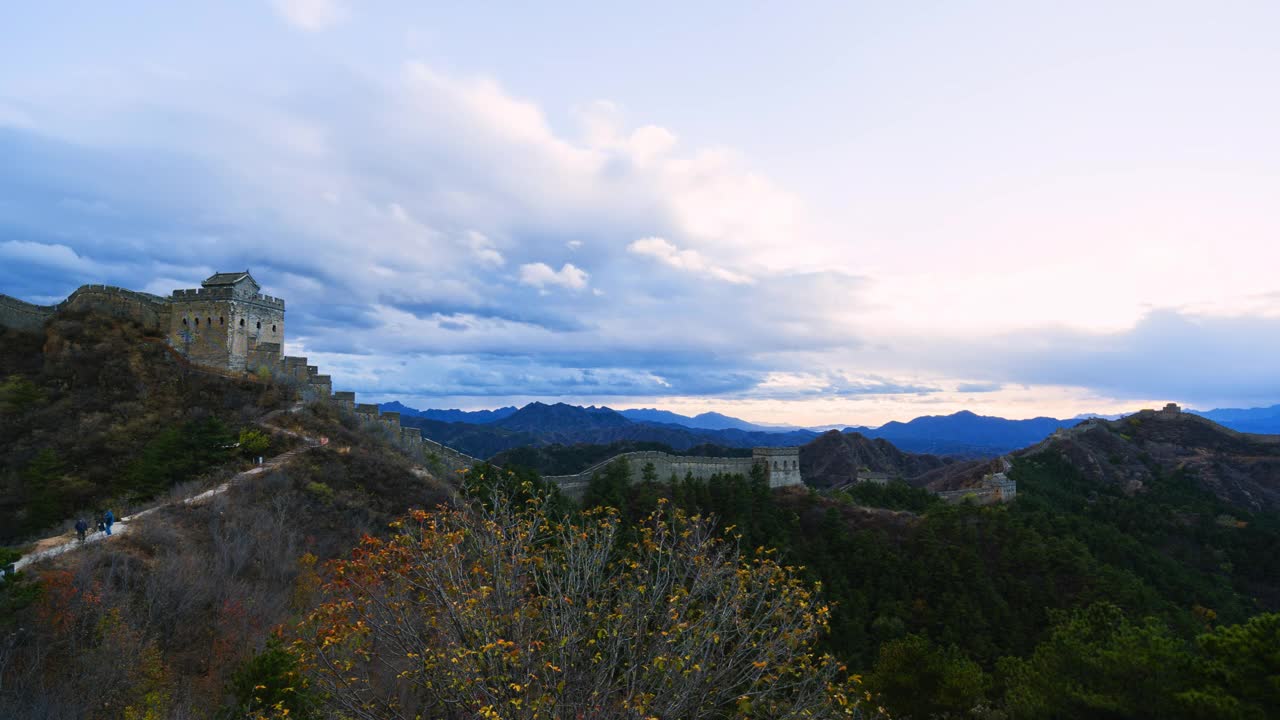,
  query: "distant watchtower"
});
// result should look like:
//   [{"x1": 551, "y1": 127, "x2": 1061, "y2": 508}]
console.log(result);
[
  {"x1": 168, "y1": 270, "x2": 286, "y2": 371},
  {"x1": 752, "y1": 447, "x2": 803, "y2": 488}
]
